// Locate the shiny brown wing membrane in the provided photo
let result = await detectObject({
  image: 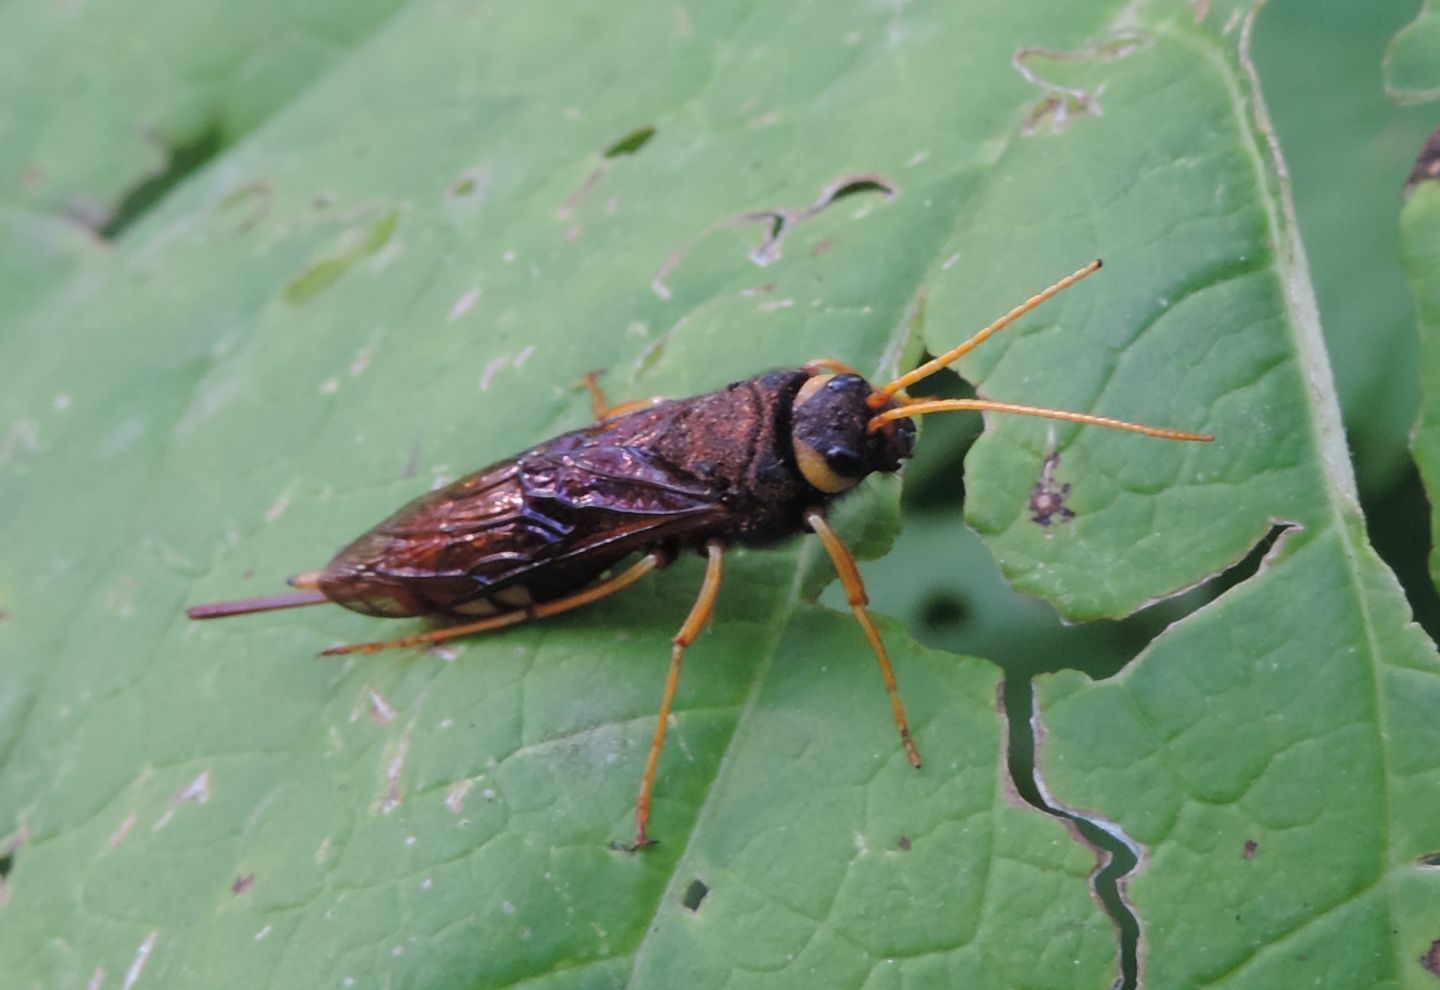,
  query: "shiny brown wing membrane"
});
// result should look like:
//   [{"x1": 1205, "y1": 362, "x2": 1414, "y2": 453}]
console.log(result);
[{"x1": 317, "y1": 400, "x2": 739, "y2": 617}]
